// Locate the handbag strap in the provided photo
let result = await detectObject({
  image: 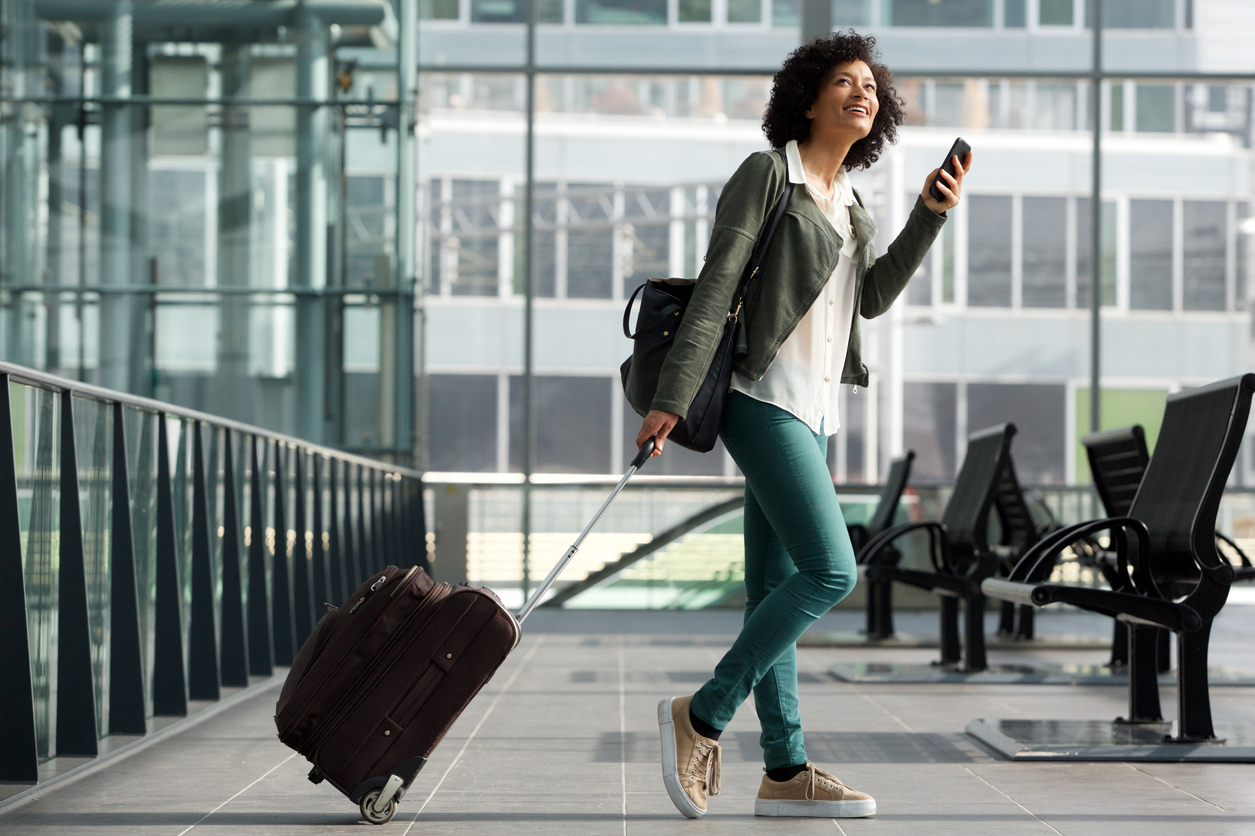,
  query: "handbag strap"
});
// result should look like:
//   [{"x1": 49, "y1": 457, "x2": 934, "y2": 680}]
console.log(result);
[{"x1": 728, "y1": 154, "x2": 794, "y2": 324}]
